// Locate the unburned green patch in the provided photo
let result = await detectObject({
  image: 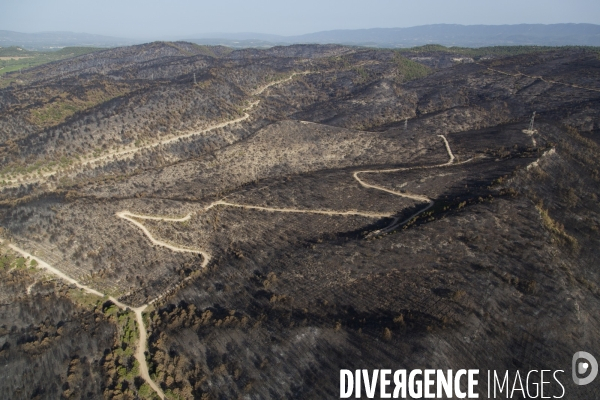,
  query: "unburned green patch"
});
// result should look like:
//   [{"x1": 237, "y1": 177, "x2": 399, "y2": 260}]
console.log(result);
[
  {"x1": 393, "y1": 53, "x2": 432, "y2": 82},
  {"x1": 28, "y1": 86, "x2": 130, "y2": 127}
]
